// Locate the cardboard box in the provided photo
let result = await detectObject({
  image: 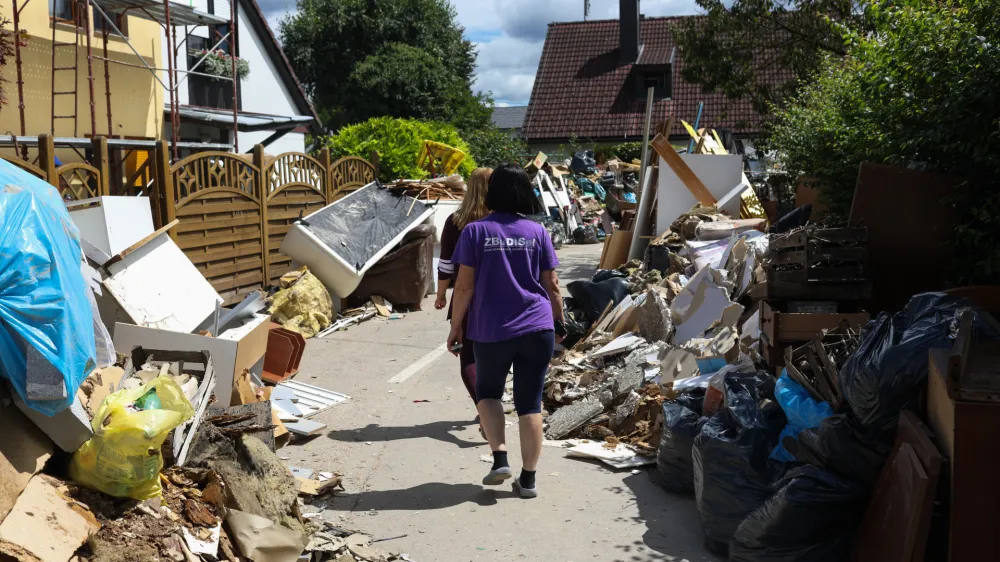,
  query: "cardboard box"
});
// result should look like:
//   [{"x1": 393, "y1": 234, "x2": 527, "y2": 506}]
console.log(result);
[
  {"x1": 760, "y1": 301, "x2": 869, "y2": 343},
  {"x1": 113, "y1": 313, "x2": 271, "y2": 408}
]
